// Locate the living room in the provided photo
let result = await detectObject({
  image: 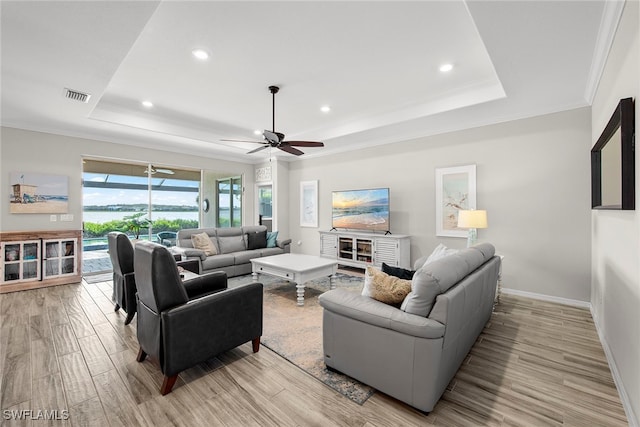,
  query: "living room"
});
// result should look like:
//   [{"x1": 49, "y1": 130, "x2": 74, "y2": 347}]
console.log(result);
[{"x1": 1, "y1": 1, "x2": 638, "y2": 426}]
